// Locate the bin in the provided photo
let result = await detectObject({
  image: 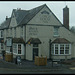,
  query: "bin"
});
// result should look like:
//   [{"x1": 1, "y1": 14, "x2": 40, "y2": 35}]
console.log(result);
[
  {"x1": 35, "y1": 56, "x2": 47, "y2": 66},
  {"x1": 5, "y1": 53, "x2": 13, "y2": 62}
]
